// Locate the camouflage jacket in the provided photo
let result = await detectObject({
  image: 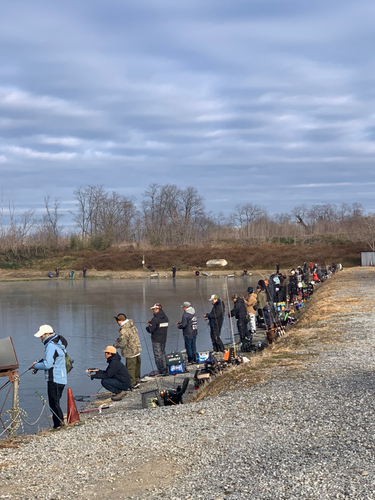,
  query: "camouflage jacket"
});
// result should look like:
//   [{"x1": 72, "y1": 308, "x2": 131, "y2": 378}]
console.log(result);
[{"x1": 113, "y1": 319, "x2": 142, "y2": 358}]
